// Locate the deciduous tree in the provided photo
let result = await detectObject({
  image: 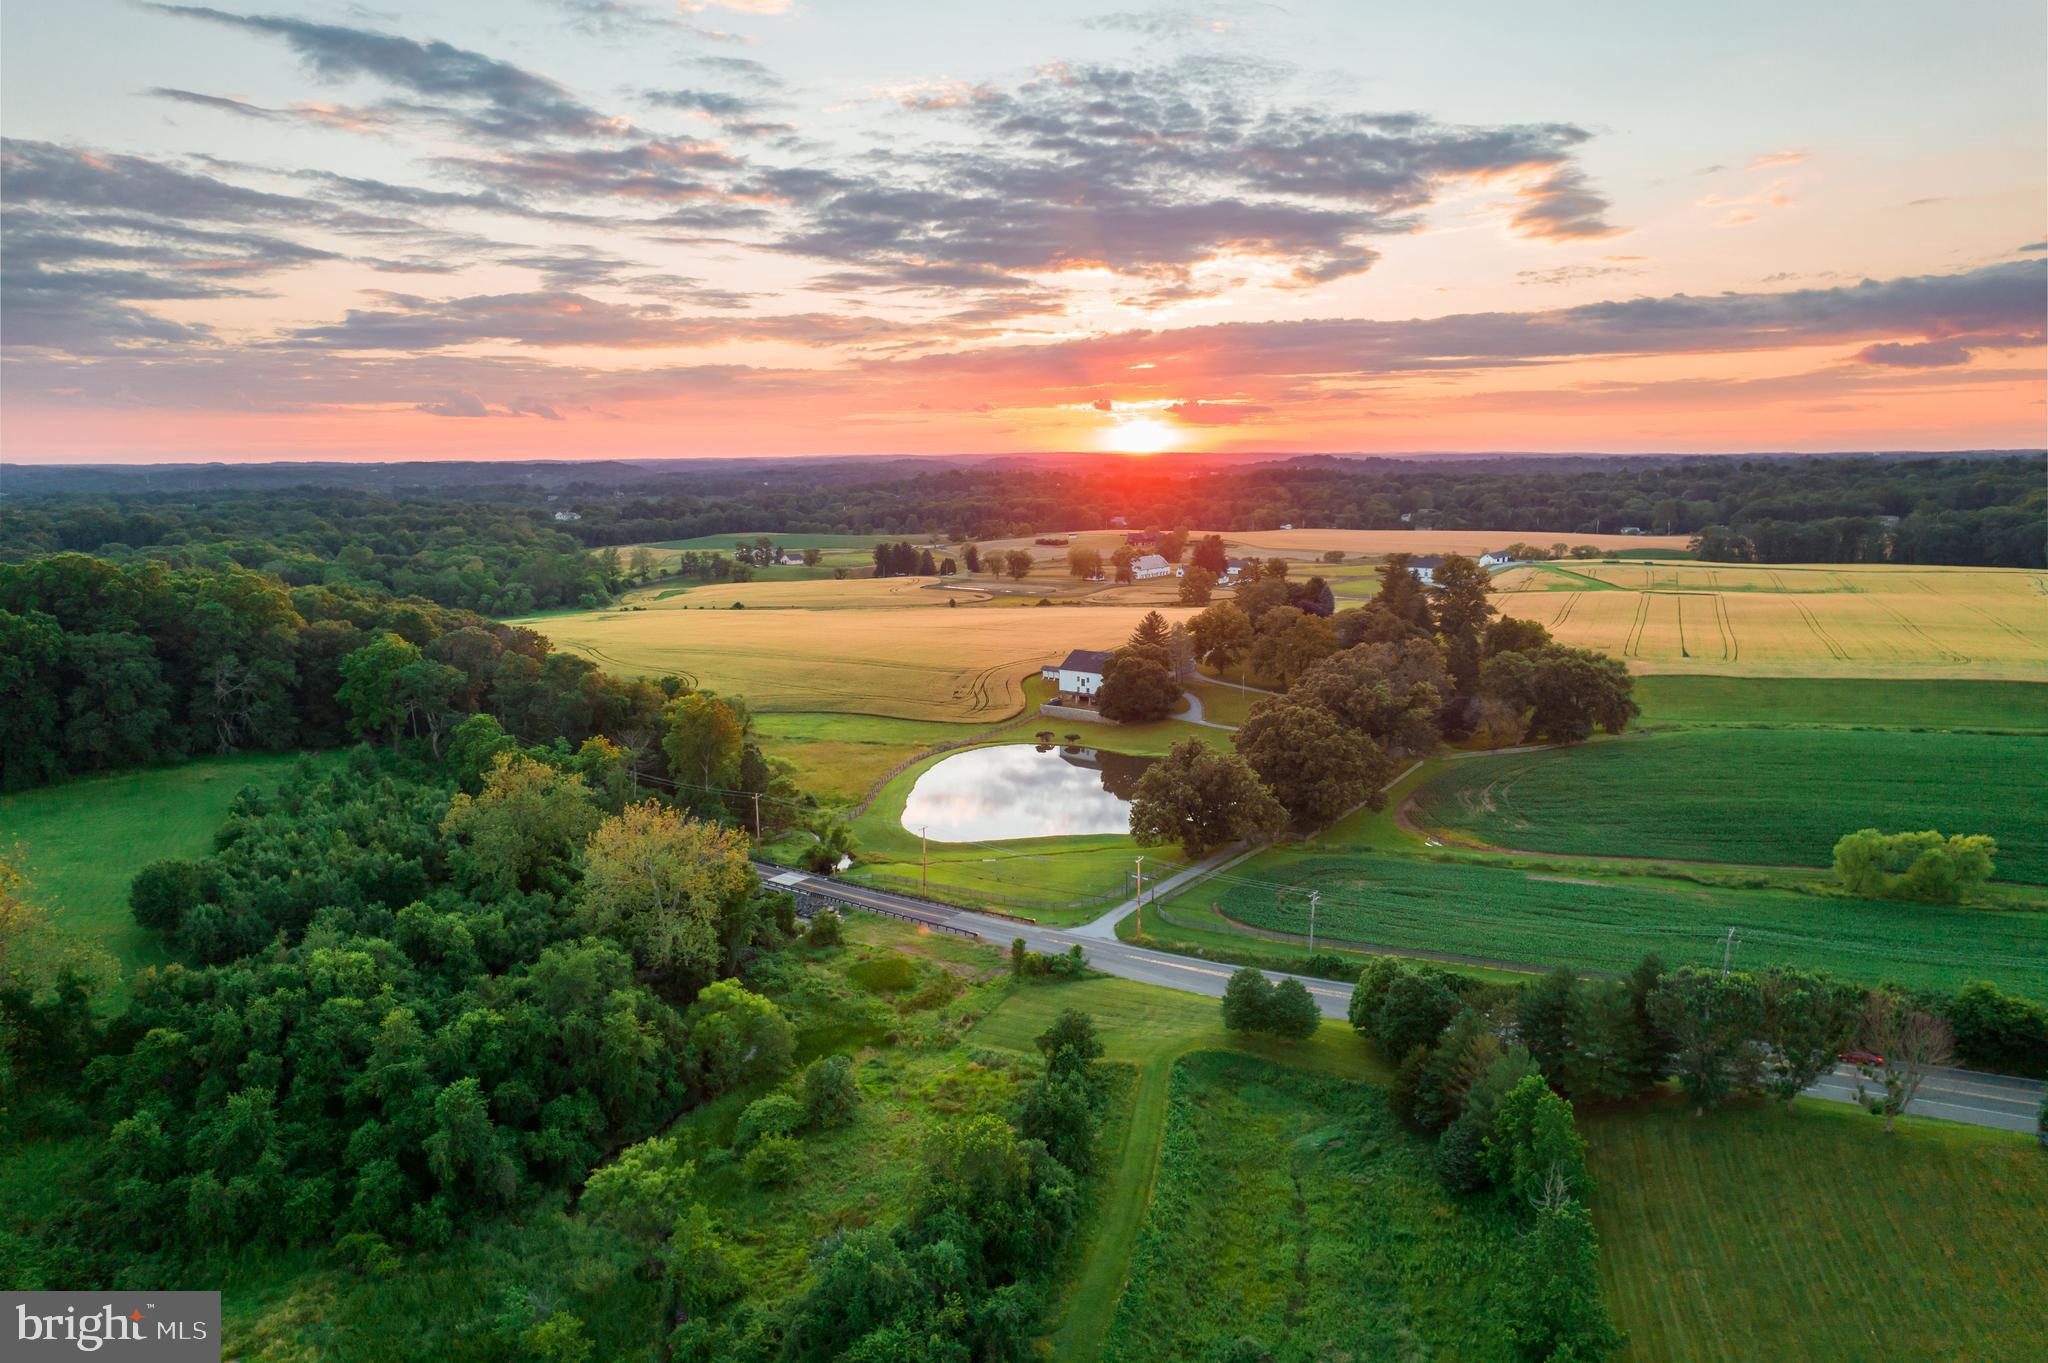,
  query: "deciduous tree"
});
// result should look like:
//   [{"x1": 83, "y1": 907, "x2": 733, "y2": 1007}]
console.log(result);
[{"x1": 1128, "y1": 739, "x2": 1285, "y2": 857}]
